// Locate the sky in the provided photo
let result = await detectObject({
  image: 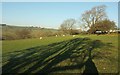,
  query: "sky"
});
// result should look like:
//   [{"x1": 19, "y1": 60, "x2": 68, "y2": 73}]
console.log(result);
[{"x1": 1, "y1": 2, "x2": 118, "y2": 29}]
